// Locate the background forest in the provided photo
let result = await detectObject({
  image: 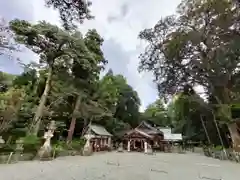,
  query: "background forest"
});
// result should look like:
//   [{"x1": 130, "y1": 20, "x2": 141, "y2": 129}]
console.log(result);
[{"x1": 1, "y1": 0, "x2": 240, "y2": 152}]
